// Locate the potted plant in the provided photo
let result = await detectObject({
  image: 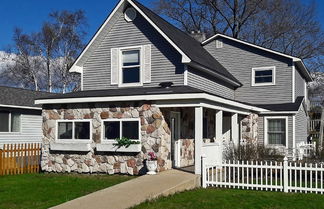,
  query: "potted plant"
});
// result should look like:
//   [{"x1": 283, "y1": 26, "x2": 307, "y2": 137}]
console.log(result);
[{"x1": 146, "y1": 152, "x2": 158, "y2": 175}]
